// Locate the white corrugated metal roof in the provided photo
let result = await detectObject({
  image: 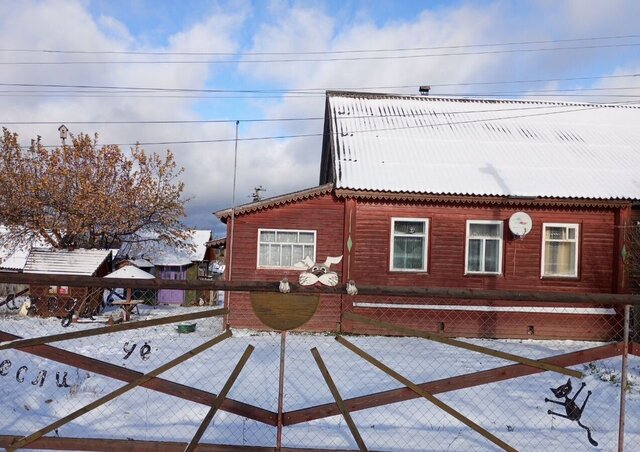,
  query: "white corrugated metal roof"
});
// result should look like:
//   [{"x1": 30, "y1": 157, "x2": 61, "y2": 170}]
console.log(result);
[
  {"x1": 23, "y1": 248, "x2": 112, "y2": 275},
  {"x1": 0, "y1": 249, "x2": 31, "y2": 271},
  {"x1": 327, "y1": 92, "x2": 640, "y2": 200}
]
